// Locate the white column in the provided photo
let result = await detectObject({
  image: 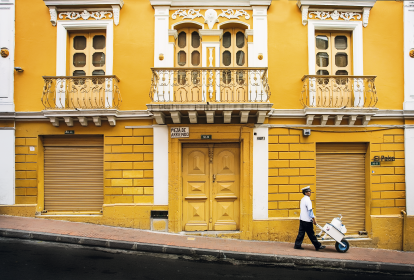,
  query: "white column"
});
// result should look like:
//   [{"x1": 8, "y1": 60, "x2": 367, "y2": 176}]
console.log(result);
[
  {"x1": 253, "y1": 127, "x2": 268, "y2": 220},
  {"x1": 252, "y1": 6, "x2": 268, "y2": 68},
  {"x1": 0, "y1": 0, "x2": 15, "y2": 112},
  {"x1": 153, "y1": 125, "x2": 169, "y2": 205},
  {"x1": 0, "y1": 129, "x2": 15, "y2": 205},
  {"x1": 404, "y1": 2, "x2": 414, "y2": 111},
  {"x1": 405, "y1": 127, "x2": 414, "y2": 215},
  {"x1": 404, "y1": 2, "x2": 414, "y2": 215},
  {"x1": 154, "y1": 6, "x2": 170, "y2": 67}
]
